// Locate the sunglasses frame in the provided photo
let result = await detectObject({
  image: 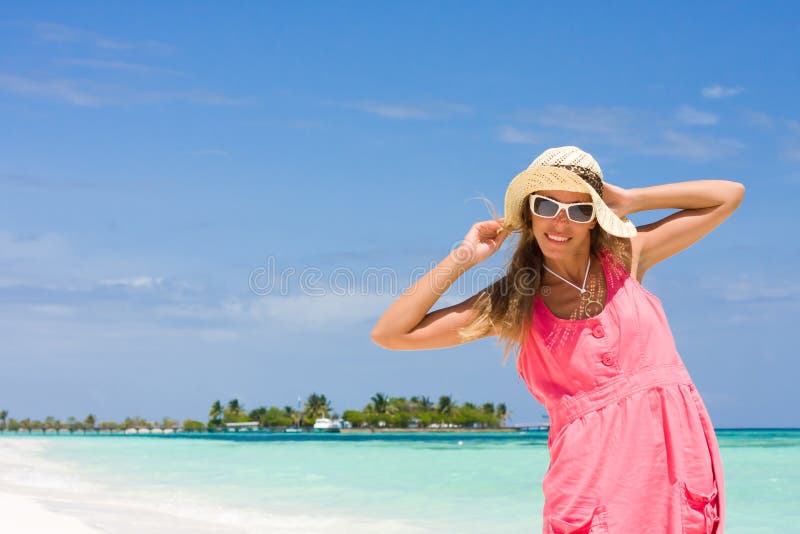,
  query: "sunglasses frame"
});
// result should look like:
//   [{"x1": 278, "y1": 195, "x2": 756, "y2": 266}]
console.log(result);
[{"x1": 528, "y1": 194, "x2": 596, "y2": 224}]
